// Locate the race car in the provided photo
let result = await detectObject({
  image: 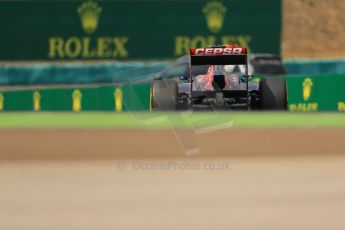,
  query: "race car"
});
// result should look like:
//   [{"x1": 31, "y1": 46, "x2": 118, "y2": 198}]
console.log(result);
[{"x1": 151, "y1": 46, "x2": 287, "y2": 110}]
